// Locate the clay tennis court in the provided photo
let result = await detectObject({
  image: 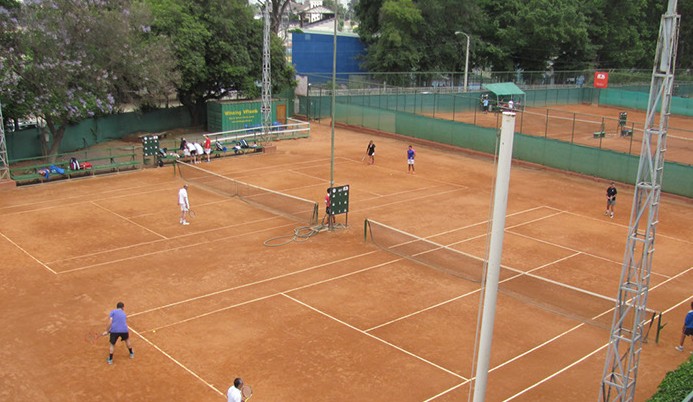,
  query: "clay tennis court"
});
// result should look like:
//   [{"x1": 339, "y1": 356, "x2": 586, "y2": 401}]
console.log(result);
[
  {"x1": 436, "y1": 103, "x2": 693, "y2": 166},
  {"x1": 1, "y1": 121, "x2": 692, "y2": 401}
]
